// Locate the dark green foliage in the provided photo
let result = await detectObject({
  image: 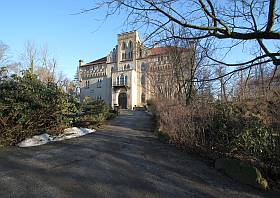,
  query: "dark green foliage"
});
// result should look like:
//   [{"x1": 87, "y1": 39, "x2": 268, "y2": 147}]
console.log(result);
[
  {"x1": 107, "y1": 112, "x2": 116, "y2": 120},
  {"x1": 215, "y1": 158, "x2": 268, "y2": 190},
  {"x1": 0, "y1": 72, "x2": 112, "y2": 147},
  {"x1": 232, "y1": 124, "x2": 279, "y2": 165},
  {"x1": 0, "y1": 71, "x2": 81, "y2": 146},
  {"x1": 211, "y1": 101, "x2": 279, "y2": 166},
  {"x1": 74, "y1": 99, "x2": 109, "y2": 128},
  {"x1": 157, "y1": 131, "x2": 170, "y2": 143}
]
